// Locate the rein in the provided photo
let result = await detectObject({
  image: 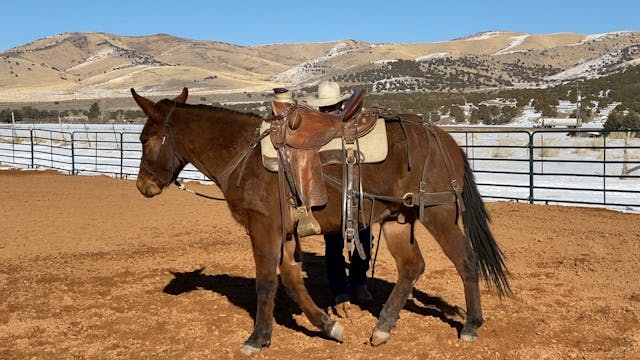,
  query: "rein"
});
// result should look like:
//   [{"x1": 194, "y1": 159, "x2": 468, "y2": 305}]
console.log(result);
[
  {"x1": 175, "y1": 123, "x2": 272, "y2": 202},
  {"x1": 219, "y1": 126, "x2": 274, "y2": 190}
]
